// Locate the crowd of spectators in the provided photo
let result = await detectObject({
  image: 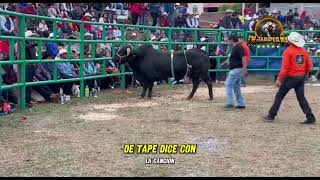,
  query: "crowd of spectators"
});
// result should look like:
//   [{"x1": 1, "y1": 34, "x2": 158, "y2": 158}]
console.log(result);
[{"x1": 0, "y1": 3, "x2": 320, "y2": 115}]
